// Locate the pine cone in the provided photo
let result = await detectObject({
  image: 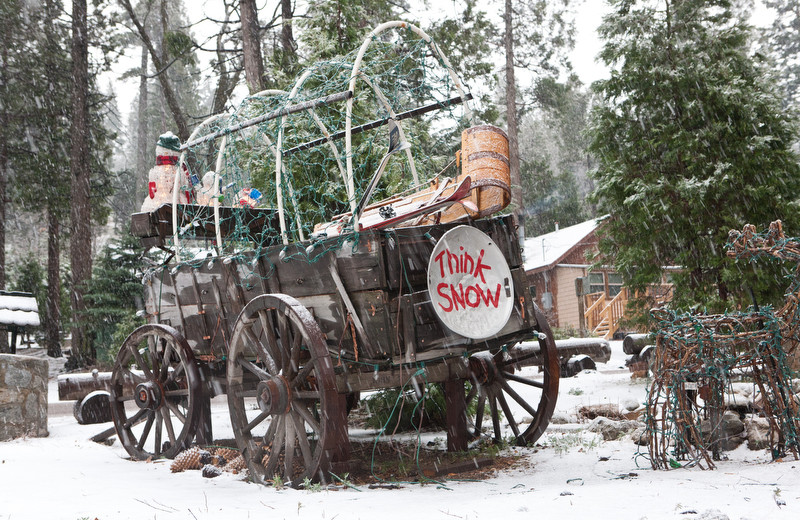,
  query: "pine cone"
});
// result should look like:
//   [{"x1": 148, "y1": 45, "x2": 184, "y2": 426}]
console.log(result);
[
  {"x1": 212, "y1": 448, "x2": 240, "y2": 467},
  {"x1": 170, "y1": 447, "x2": 211, "y2": 473},
  {"x1": 223, "y1": 454, "x2": 247, "y2": 474},
  {"x1": 202, "y1": 464, "x2": 222, "y2": 478}
]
